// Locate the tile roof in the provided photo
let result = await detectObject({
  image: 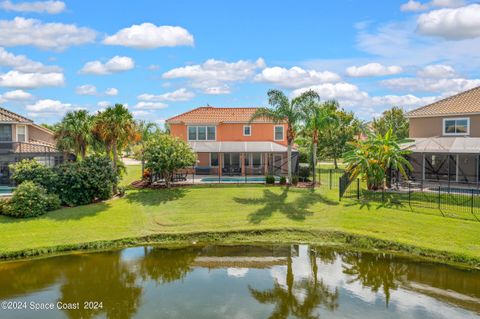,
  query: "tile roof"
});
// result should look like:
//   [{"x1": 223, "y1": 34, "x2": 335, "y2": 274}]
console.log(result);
[
  {"x1": 13, "y1": 140, "x2": 59, "y2": 154},
  {"x1": 405, "y1": 86, "x2": 480, "y2": 118},
  {"x1": 166, "y1": 106, "x2": 276, "y2": 124},
  {"x1": 0, "y1": 107, "x2": 32, "y2": 123}
]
